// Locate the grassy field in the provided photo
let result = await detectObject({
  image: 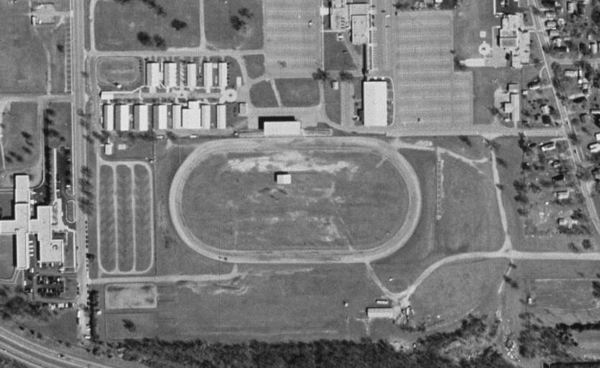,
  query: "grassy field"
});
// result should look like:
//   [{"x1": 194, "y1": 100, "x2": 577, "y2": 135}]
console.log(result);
[
  {"x1": 401, "y1": 136, "x2": 489, "y2": 160},
  {"x1": 133, "y1": 165, "x2": 152, "y2": 272},
  {"x1": 242, "y1": 54, "x2": 265, "y2": 79},
  {"x1": 98, "y1": 165, "x2": 116, "y2": 272},
  {"x1": 274, "y1": 78, "x2": 320, "y2": 107},
  {"x1": 152, "y1": 142, "x2": 234, "y2": 277},
  {"x1": 179, "y1": 146, "x2": 409, "y2": 251},
  {"x1": 0, "y1": 236, "x2": 13, "y2": 279},
  {"x1": 324, "y1": 81, "x2": 341, "y2": 124},
  {"x1": 100, "y1": 264, "x2": 379, "y2": 341},
  {"x1": 410, "y1": 259, "x2": 507, "y2": 328},
  {"x1": 323, "y1": 33, "x2": 357, "y2": 71},
  {"x1": 436, "y1": 155, "x2": 503, "y2": 253},
  {"x1": 1, "y1": 102, "x2": 43, "y2": 185},
  {"x1": 96, "y1": 57, "x2": 143, "y2": 91},
  {"x1": 204, "y1": 0, "x2": 263, "y2": 50},
  {"x1": 249, "y1": 81, "x2": 278, "y2": 108},
  {"x1": 372, "y1": 146, "x2": 504, "y2": 294},
  {"x1": 46, "y1": 102, "x2": 72, "y2": 149},
  {"x1": 94, "y1": 0, "x2": 200, "y2": 51},
  {"x1": 453, "y1": 0, "x2": 496, "y2": 60},
  {"x1": 116, "y1": 165, "x2": 134, "y2": 272},
  {"x1": 105, "y1": 284, "x2": 157, "y2": 310},
  {"x1": 36, "y1": 23, "x2": 68, "y2": 94},
  {"x1": 0, "y1": 1, "x2": 46, "y2": 93}
]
